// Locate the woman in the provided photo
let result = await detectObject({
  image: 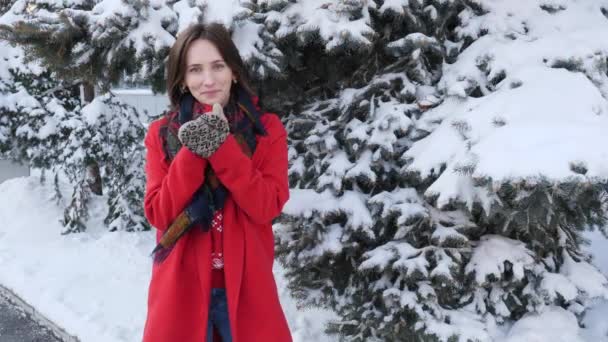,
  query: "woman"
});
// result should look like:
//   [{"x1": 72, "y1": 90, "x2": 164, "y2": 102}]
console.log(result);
[{"x1": 142, "y1": 23, "x2": 292, "y2": 342}]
